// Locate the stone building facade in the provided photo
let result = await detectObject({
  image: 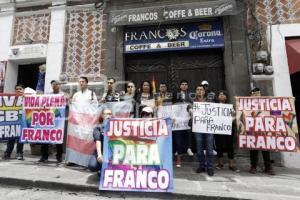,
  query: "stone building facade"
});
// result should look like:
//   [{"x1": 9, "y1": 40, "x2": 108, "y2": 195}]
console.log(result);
[{"x1": 0, "y1": 0, "x2": 299, "y2": 167}]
